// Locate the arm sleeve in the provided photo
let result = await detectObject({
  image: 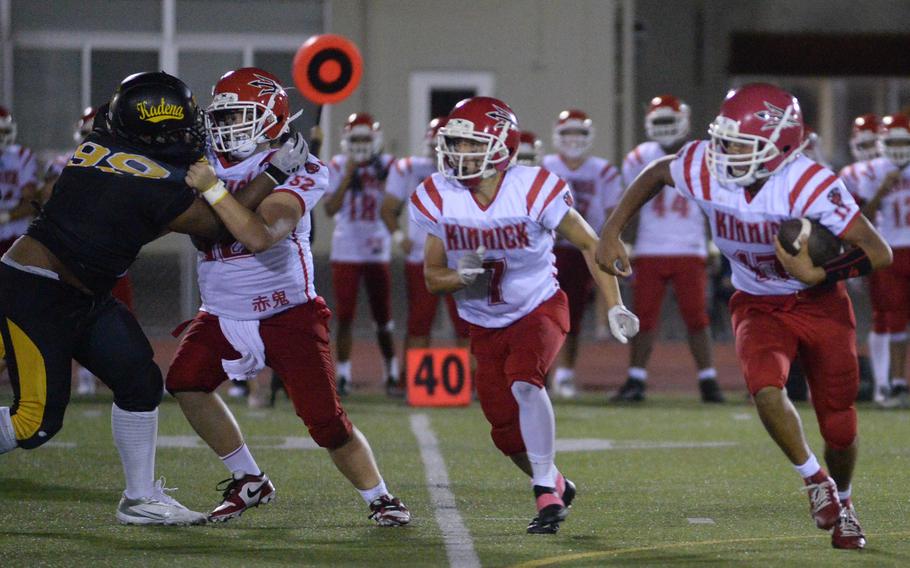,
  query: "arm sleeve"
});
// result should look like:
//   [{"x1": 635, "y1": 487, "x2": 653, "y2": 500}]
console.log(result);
[
  {"x1": 385, "y1": 158, "x2": 412, "y2": 201},
  {"x1": 408, "y1": 183, "x2": 443, "y2": 239},
  {"x1": 529, "y1": 171, "x2": 573, "y2": 230},
  {"x1": 273, "y1": 158, "x2": 329, "y2": 213},
  {"x1": 668, "y1": 141, "x2": 702, "y2": 200}
]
